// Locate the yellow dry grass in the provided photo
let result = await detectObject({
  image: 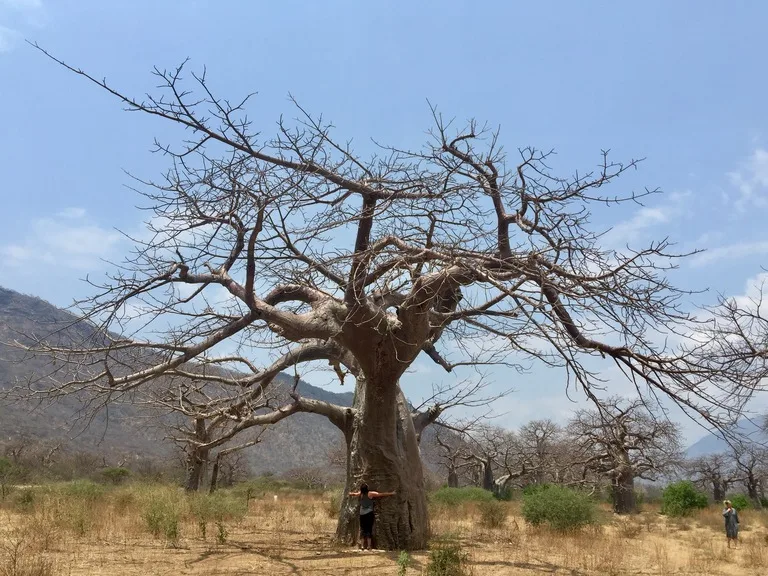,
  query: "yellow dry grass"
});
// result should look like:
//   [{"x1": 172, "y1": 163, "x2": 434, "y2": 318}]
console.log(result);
[{"x1": 1, "y1": 484, "x2": 767, "y2": 575}]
